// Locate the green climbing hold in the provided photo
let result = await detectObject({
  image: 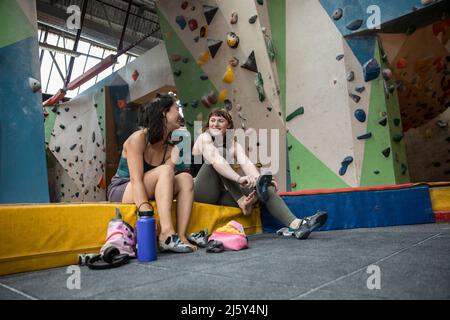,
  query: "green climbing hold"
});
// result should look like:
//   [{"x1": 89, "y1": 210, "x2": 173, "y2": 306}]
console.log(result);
[
  {"x1": 394, "y1": 118, "x2": 401, "y2": 126},
  {"x1": 401, "y1": 163, "x2": 408, "y2": 175},
  {"x1": 393, "y1": 133, "x2": 404, "y2": 142},
  {"x1": 379, "y1": 117, "x2": 387, "y2": 126},
  {"x1": 60, "y1": 124, "x2": 66, "y2": 130},
  {"x1": 374, "y1": 170, "x2": 380, "y2": 175},
  {"x1": 173, "y1": 70, "x2": 182, "y2": 77},
  {"x1": 267, "y1": 107, "x2": 272, "y2": 112},
  {"x1": 382, "y1": 147, "x2": 391, "y2": 158},
  {"x1": 255, "y1": 72, "x2": 266, "y2": 102},
  {"x1": 286, "y1": 107, "x2": 305, "y2": 122},
  {"x1": 264, "y1": 34, "x2": 275, "y2": 62},
  {"x1": 257, "y1": 0, "x2": 264, "y2": 5}
]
